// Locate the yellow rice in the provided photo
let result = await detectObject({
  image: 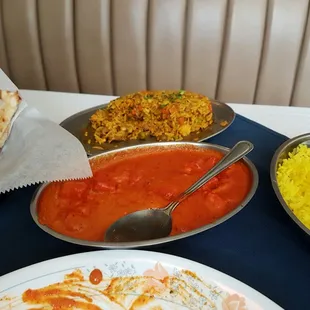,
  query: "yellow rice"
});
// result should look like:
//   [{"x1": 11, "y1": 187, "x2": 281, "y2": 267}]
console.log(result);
[
  {"x1": 89, "y1": 90, "x2": 213, "y2": 144},
  {"x1": 277, "y1": 144, "x2": 310, "y2": 229}
]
